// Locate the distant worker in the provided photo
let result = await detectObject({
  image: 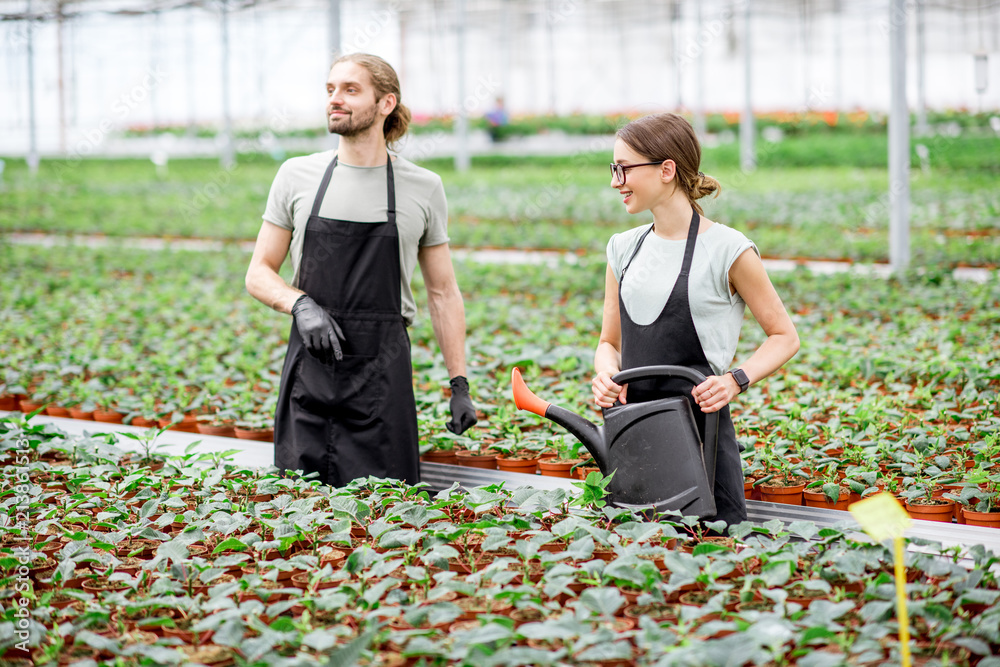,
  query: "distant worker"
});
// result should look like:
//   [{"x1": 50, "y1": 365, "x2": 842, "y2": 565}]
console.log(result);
[
  {"x1": 485, "y1": 96, "x2": 509, "y2": 143},
  {"x1": 246, "y1": 53, "x2": 478, "y2": 488},
  {"x1": 592, "y1": 113, "x2": 800, "y2": 526}
]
